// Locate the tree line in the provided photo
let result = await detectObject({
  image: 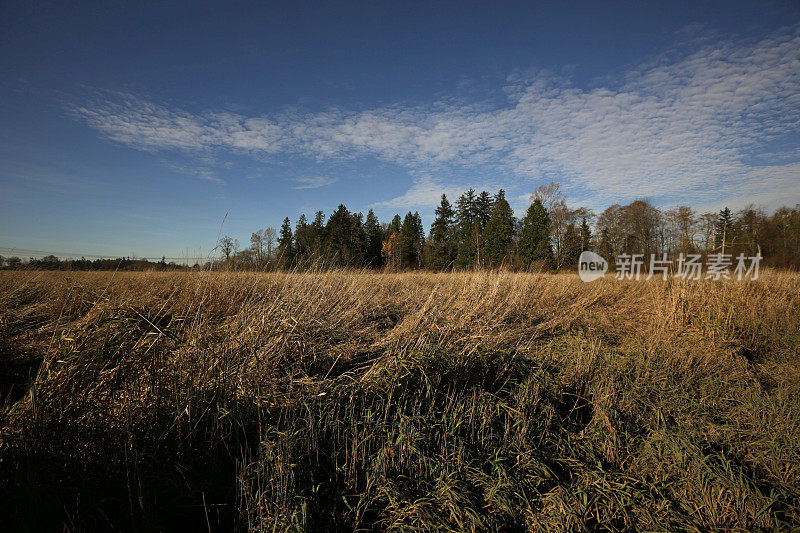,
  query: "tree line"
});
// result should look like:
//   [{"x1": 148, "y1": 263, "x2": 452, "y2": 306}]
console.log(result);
[
  {"x1": 212, "y1": 182, "x2": 800, "y2": 271},
  {"x1": 0, "y1": 255, "x2": 194, "y2": 271},
  {"x1": 3, "y1": 182, "x2": 798, "y2": 271}
]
